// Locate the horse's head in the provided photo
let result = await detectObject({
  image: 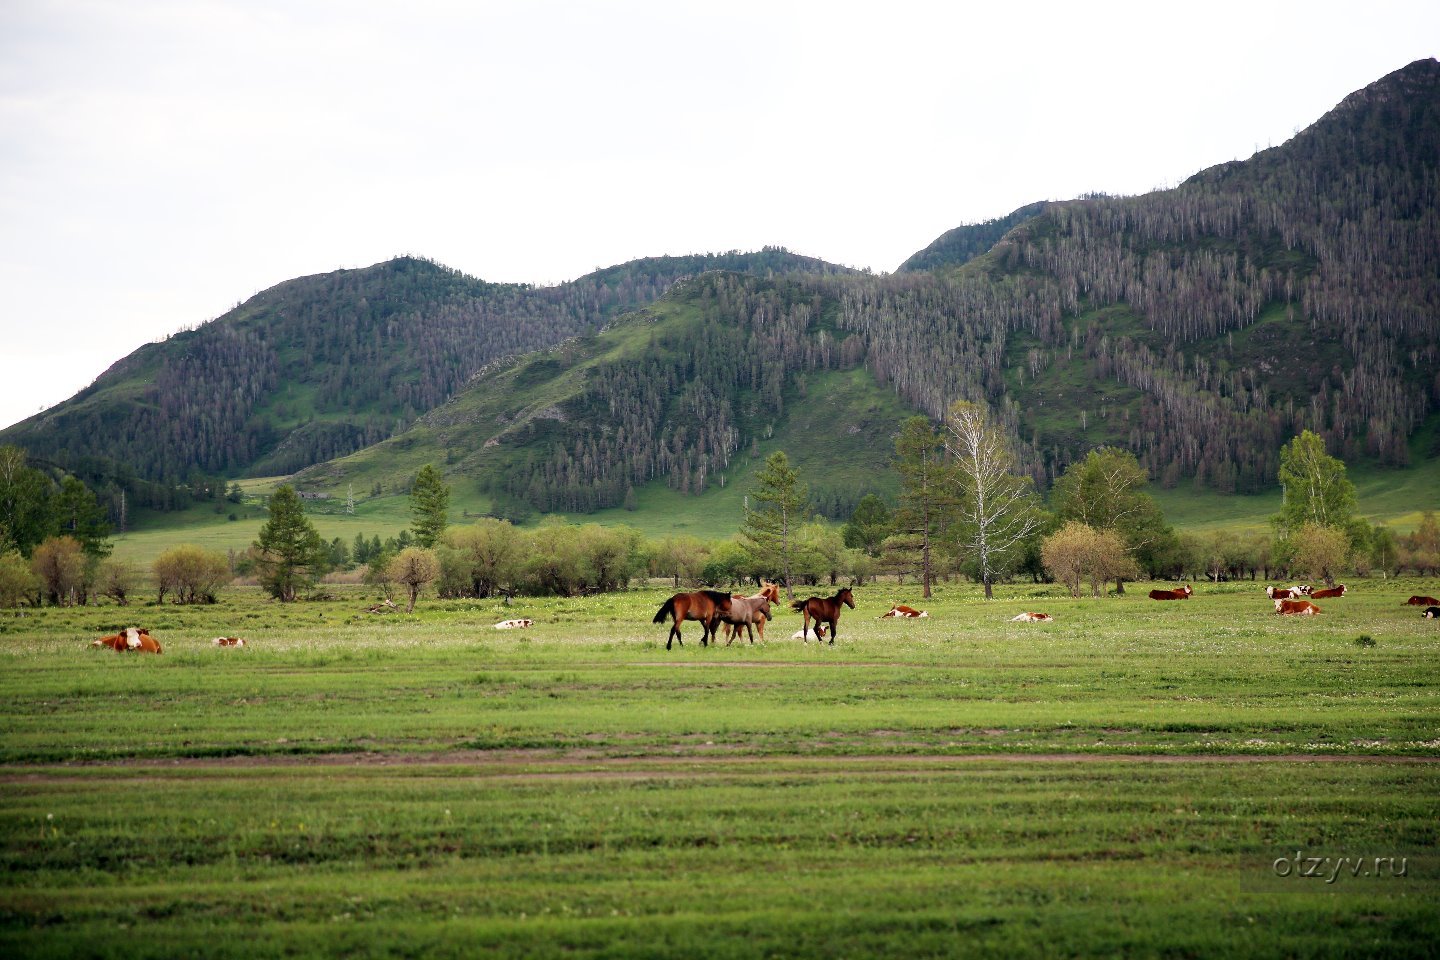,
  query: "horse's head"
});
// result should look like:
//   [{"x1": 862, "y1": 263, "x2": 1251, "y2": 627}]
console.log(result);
[
  {"x1": 839, "y1": 587, "x2": 855, "y2": 609},
  {"x1": 760, "y1": 581, "x2": 780, "y2": 603}
]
